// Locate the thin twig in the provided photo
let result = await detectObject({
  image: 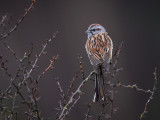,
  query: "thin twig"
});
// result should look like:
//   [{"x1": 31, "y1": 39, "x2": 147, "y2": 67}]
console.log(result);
[
  {"x1": 58, "y1": 71, "x2": 95, "y2": 120},
  {"x1": 105, "y1": 82, "x2": 153, "y2": 94},
  {"x1": 78, "y1": 54, "x2": 85, "y2": 79},
  {"x1": 0, "y1": 55, "x2": 11, "y2": 77},
  {"x1": 110, "y1": 86, "x2": 114, "y2": 120},
  {"x1": 113, "y1": 41, "x2": 123, "y2": 69},
  {"x1": 4, "y1": 43, "x2": 20, "y2": 62},
  {"x1": 140, "y1": 67, "x2": 158, "y2": 119},
  {"x1": 38, "y1": 55, "x2": 59, "y2": 81},
  {"x1": 0, "y1": 0, "x2": 36, "y2": 41},
  {"x1": 85, "y1": 102, "x2": 92, "y2": 120},
  {"x1": 57, "y1": 80, "x2": 65, "y2": 100},
  {"x1": 66, "y1": 71, "x2": 79, "y2": 99},
  {"x1": 25, "y1": 31, "x2": 58, "y2": 80},
  {"x1": 0, "y1": 15, "x2": 7, "y2": 26}
]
